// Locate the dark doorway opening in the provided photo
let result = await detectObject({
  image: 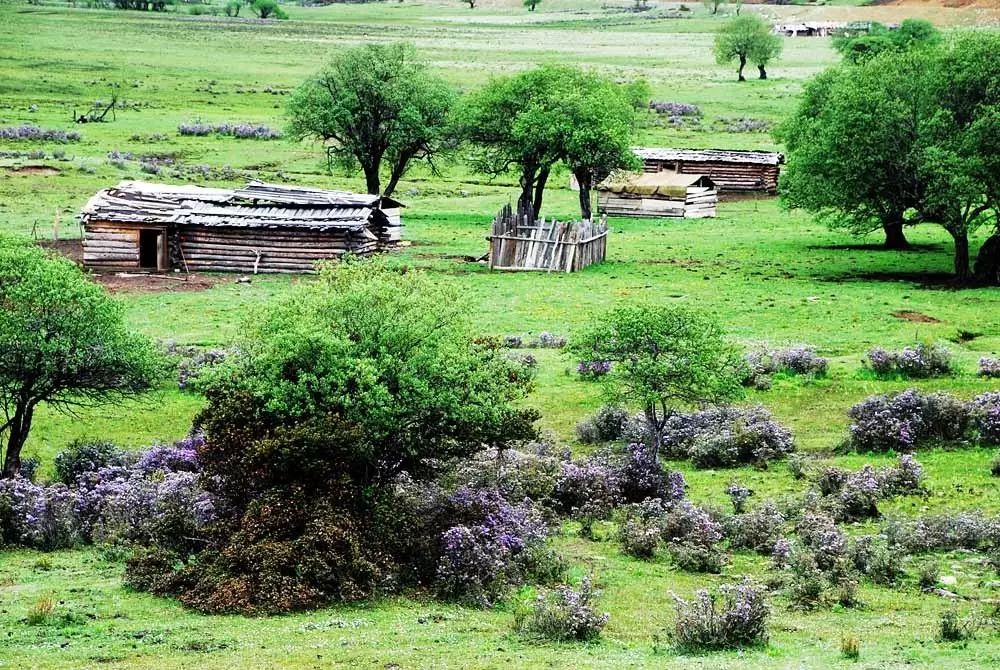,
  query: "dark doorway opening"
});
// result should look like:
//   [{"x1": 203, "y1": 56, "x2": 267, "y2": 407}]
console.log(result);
[{"x1": 139, "y1": 229, "x2": 160, "y2": 269}]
